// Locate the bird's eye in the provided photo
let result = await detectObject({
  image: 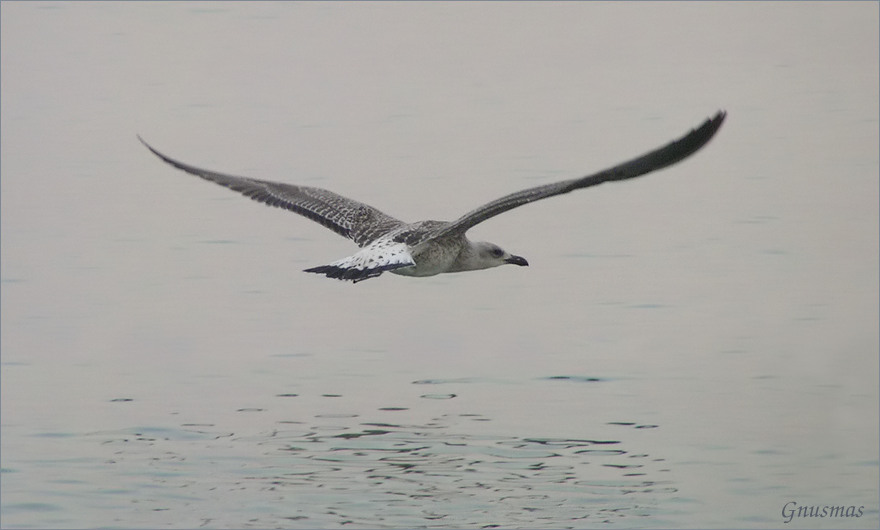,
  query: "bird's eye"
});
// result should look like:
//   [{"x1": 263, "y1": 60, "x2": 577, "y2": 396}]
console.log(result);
[{"x1": 491, "y1": 248, "x2": 504, "y2": 258}]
